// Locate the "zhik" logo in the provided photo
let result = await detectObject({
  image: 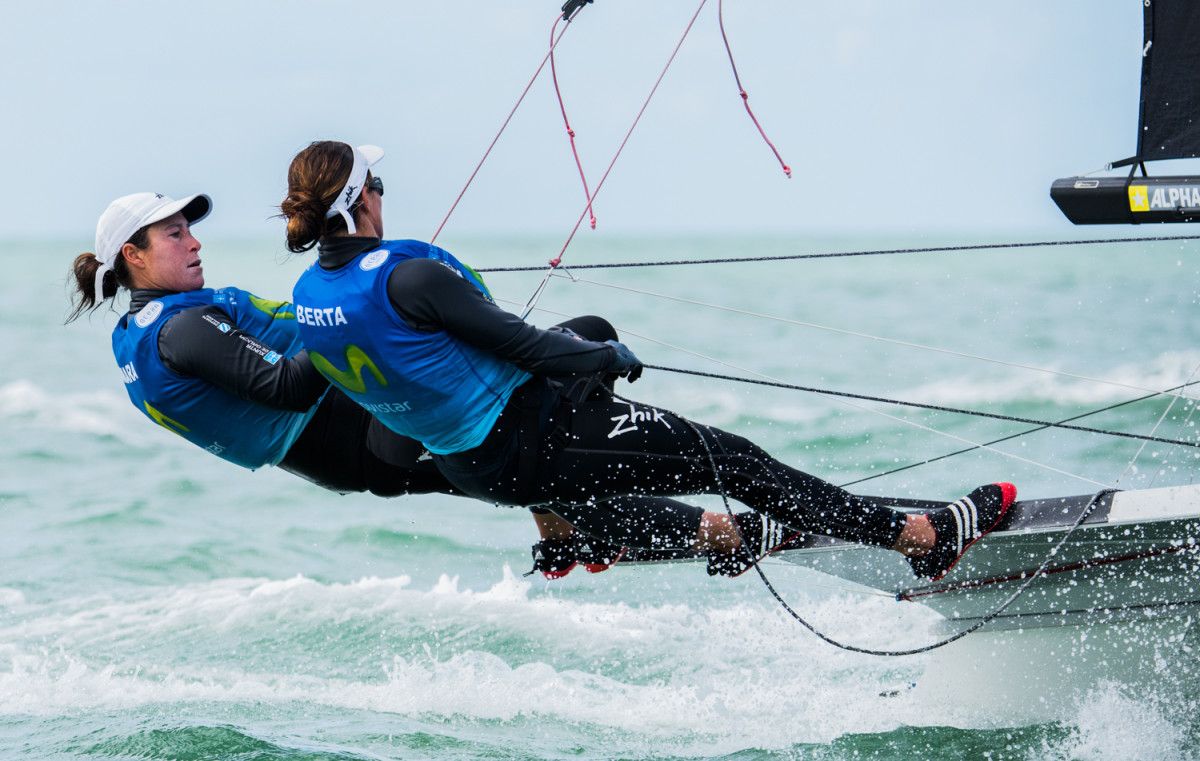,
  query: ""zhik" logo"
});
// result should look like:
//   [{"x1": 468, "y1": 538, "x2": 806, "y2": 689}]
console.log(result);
[{"x1": 608, "y1": 403, "x2": 672, "y2": 439}]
